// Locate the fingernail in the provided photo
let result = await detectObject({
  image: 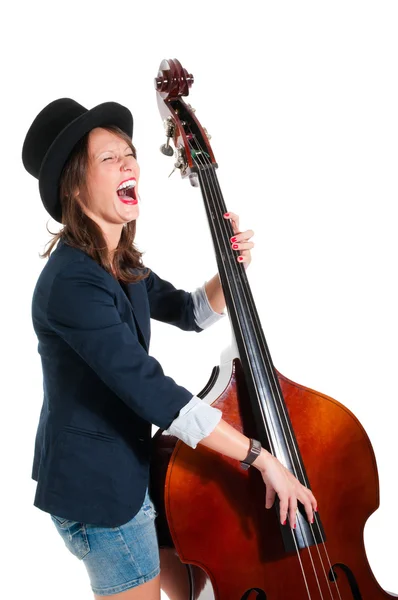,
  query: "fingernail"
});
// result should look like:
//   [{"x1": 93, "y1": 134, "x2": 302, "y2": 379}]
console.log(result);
[
  {"x1": 315, "y1": 506, "x2": 318, "y2": 512},
  {"x1": 231, "y1": 236, "x2": 237, "y2": 242},
  {"x1": 238, "y1": 256, "x2": 243, "y2": 262},
  {"x1": 232, "y1": 244, "x2": 239, "y2": 249},
  {"x1": 310, "y1": 518, "x2": 314, "y2": 524},
  {"x1": 283, "y1": 519, "x2": 287, "y2": 525},
  {"x1": 293, "y1": 524, "x2": 296, "y2": 529},
  {"x1": 224, "y1": 212, "x2": 230, "y2": 217}
]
